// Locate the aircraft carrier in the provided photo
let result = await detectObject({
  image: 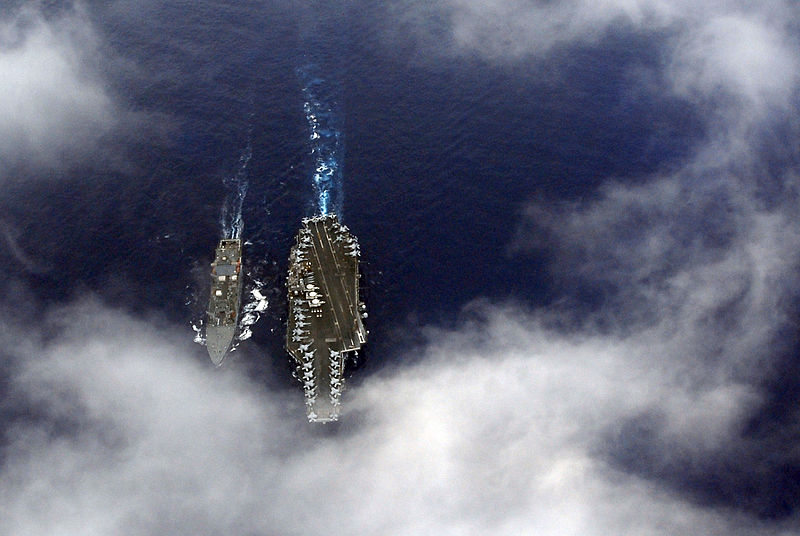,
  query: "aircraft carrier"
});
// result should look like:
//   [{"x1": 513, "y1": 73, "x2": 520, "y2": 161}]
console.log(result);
[
  {"x1": 286, "y1": 214, "x2": 367, "y2": 422},
  {"x1": 206, "y1": 238, "x2": 243, "y2": 365}
]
